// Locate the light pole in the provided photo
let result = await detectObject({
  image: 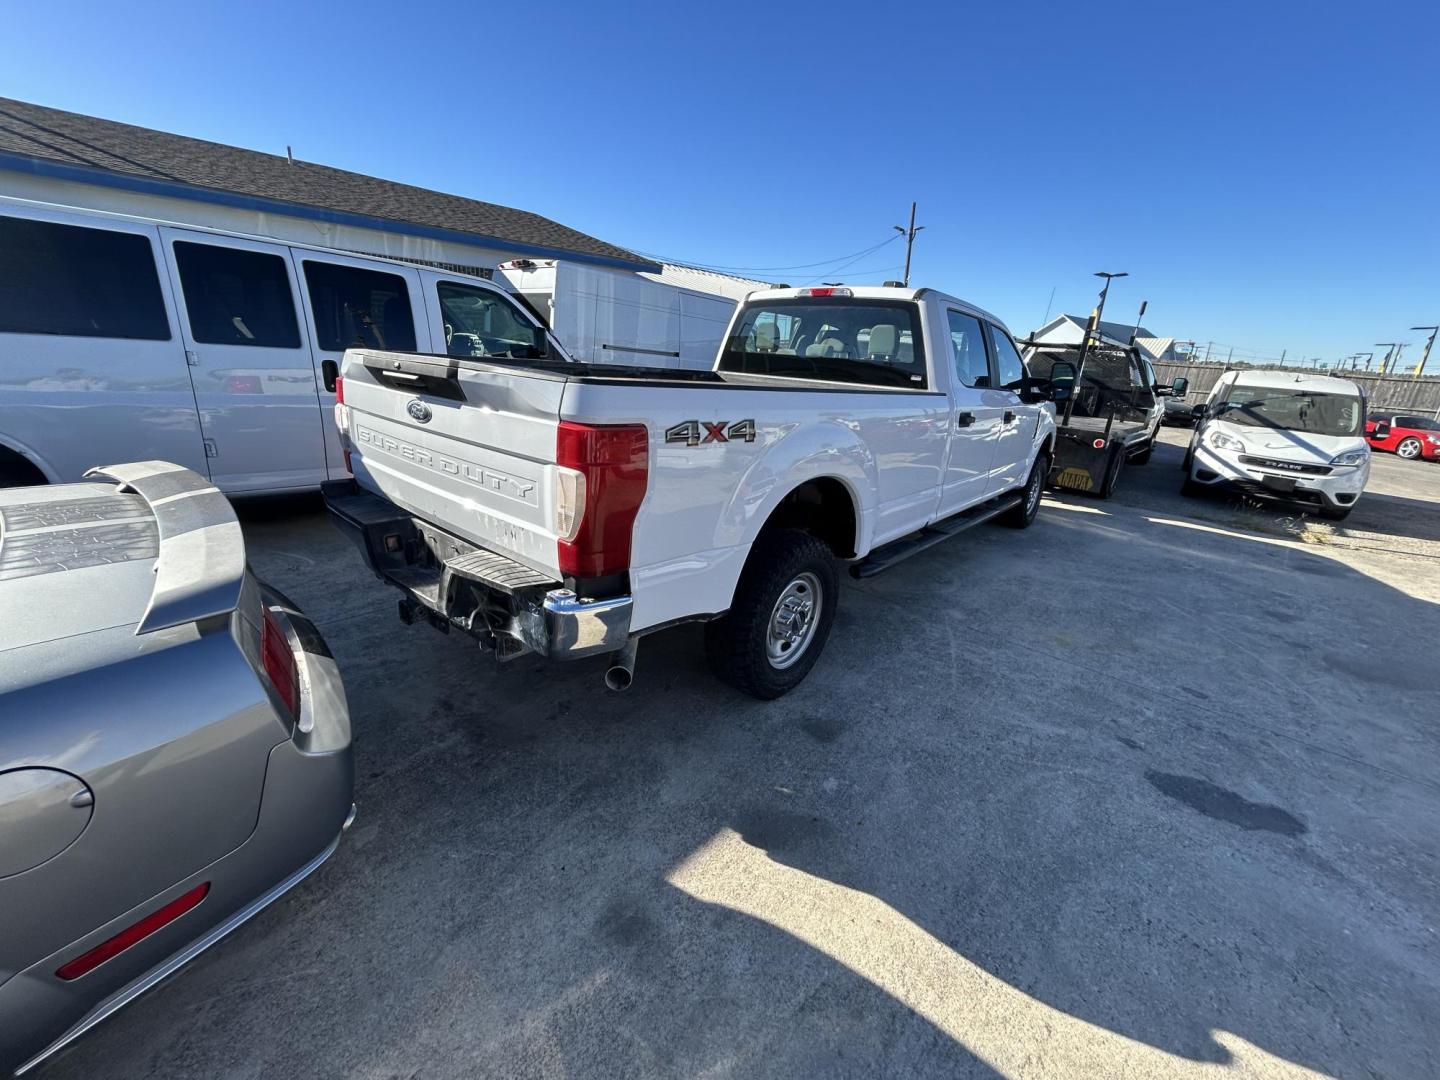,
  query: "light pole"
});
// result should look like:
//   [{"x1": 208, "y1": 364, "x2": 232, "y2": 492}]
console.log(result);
[
  {"x1": 1411, "y1": 325, "x2": 1438, "y2": 379},
  {"x1": 1375, "y1": 343, "x2": 1397, "y2": 374},
  {"x1": 893, "y1": 202, "x2": 925, "y2": 288},
  {"x1": 1356, "y1": 351, "x2": 1373, "y2": 372}
]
